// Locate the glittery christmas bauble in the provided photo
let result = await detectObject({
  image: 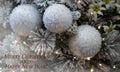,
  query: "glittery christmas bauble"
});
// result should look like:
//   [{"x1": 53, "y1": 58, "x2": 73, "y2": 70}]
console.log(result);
[
  {"x1": 69, "y1": 25, "x2": 102, "y2": 59},
  {"x1": 9, "y1": 4, "x2": 41, "y2": 37},
  {"x1": 71, "y1": 11, "x2": 81, "y2": 20},
  {"x1": 43, "y1": 4, "x2": 72, "y2": 33}
]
